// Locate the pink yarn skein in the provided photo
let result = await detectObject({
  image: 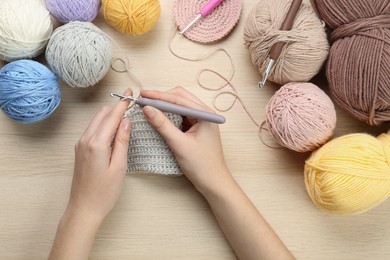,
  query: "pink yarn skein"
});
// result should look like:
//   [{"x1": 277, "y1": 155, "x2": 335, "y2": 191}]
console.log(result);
[{"x1": 265, "y1": 82, "x2": 336, "y2": 152}]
